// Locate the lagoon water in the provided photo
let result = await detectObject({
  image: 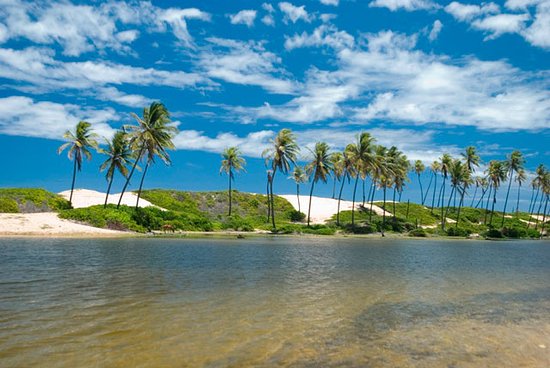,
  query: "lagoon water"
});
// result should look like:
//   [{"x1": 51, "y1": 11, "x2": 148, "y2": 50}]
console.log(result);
[{"x1": 0, "y1": 237, "x2": 549, "y2": 367}]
